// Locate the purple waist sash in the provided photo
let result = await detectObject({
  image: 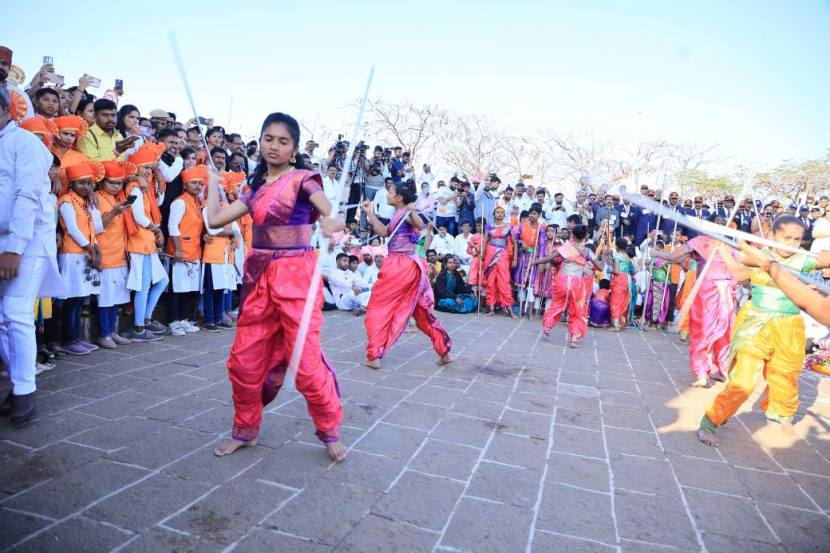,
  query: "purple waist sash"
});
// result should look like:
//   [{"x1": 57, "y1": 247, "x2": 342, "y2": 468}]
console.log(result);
[
  {"x1": 252, "y1": 224, "x2": 313, "y2": 251},
  {"x1": 388, "y1": 233, "x2": 416, "y2": 254}
]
